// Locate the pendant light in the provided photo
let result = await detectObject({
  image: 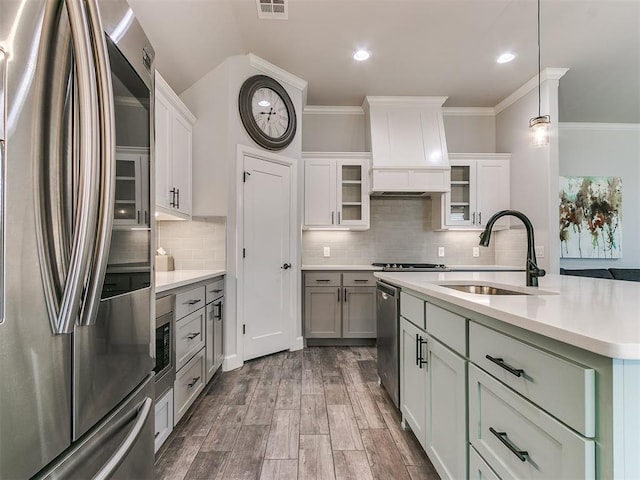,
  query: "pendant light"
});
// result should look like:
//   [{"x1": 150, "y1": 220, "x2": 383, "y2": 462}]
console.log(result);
[{"x1": 530, "y1": 0, "x2": 550, "y2": 147}]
